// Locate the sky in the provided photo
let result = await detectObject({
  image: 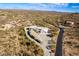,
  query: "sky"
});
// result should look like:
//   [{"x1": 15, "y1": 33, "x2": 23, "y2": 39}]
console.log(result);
[{"x1": 0, "y1": 3, "x2": 79, "y2": 13}]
